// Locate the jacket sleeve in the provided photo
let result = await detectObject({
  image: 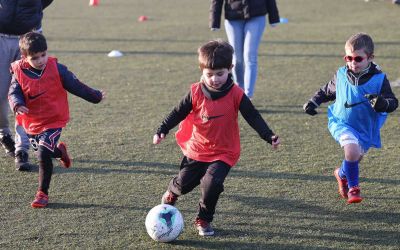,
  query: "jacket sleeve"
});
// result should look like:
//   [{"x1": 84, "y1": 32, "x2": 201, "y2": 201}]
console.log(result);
[
  {"x1": 42, "y1": 0, "x2": 54, "y2": 9},
  {"x1": 8, "y1": 74, "x2": 26, "y2": 112},
  {"x1": 239, "y1": 93, "x2": 275, "y2": 144},
  {"x1": 58, "y1": 63, "x2": 102, "y2": 104},
  {"x1": 266, "y1": 0, "x2": 280, "y2": 24},
  {"x1": 310, "y1": 74, "x2": 337, "y2": 106},
  {"x1": 209, "y1": 0, "x2": 224, "y2": 29},
  {"x1": 156, "y1": 91, "x2": 193, "y2": 135},
  {"x1": 380, "y1": 76, "x2": 398, "y2": 113}
]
